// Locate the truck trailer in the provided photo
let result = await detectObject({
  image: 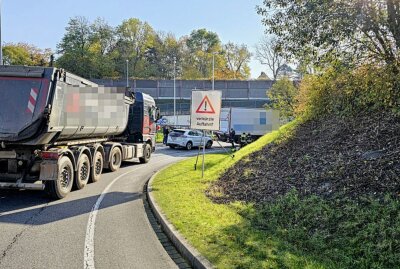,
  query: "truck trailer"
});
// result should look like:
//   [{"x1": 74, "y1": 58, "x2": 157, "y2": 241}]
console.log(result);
[
  {"x1": 0, "y1": 65, "x2": 159, "y2": 199},
  {"x1": 216, "y1": 108, "x2": 280, "y2": 143}
]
